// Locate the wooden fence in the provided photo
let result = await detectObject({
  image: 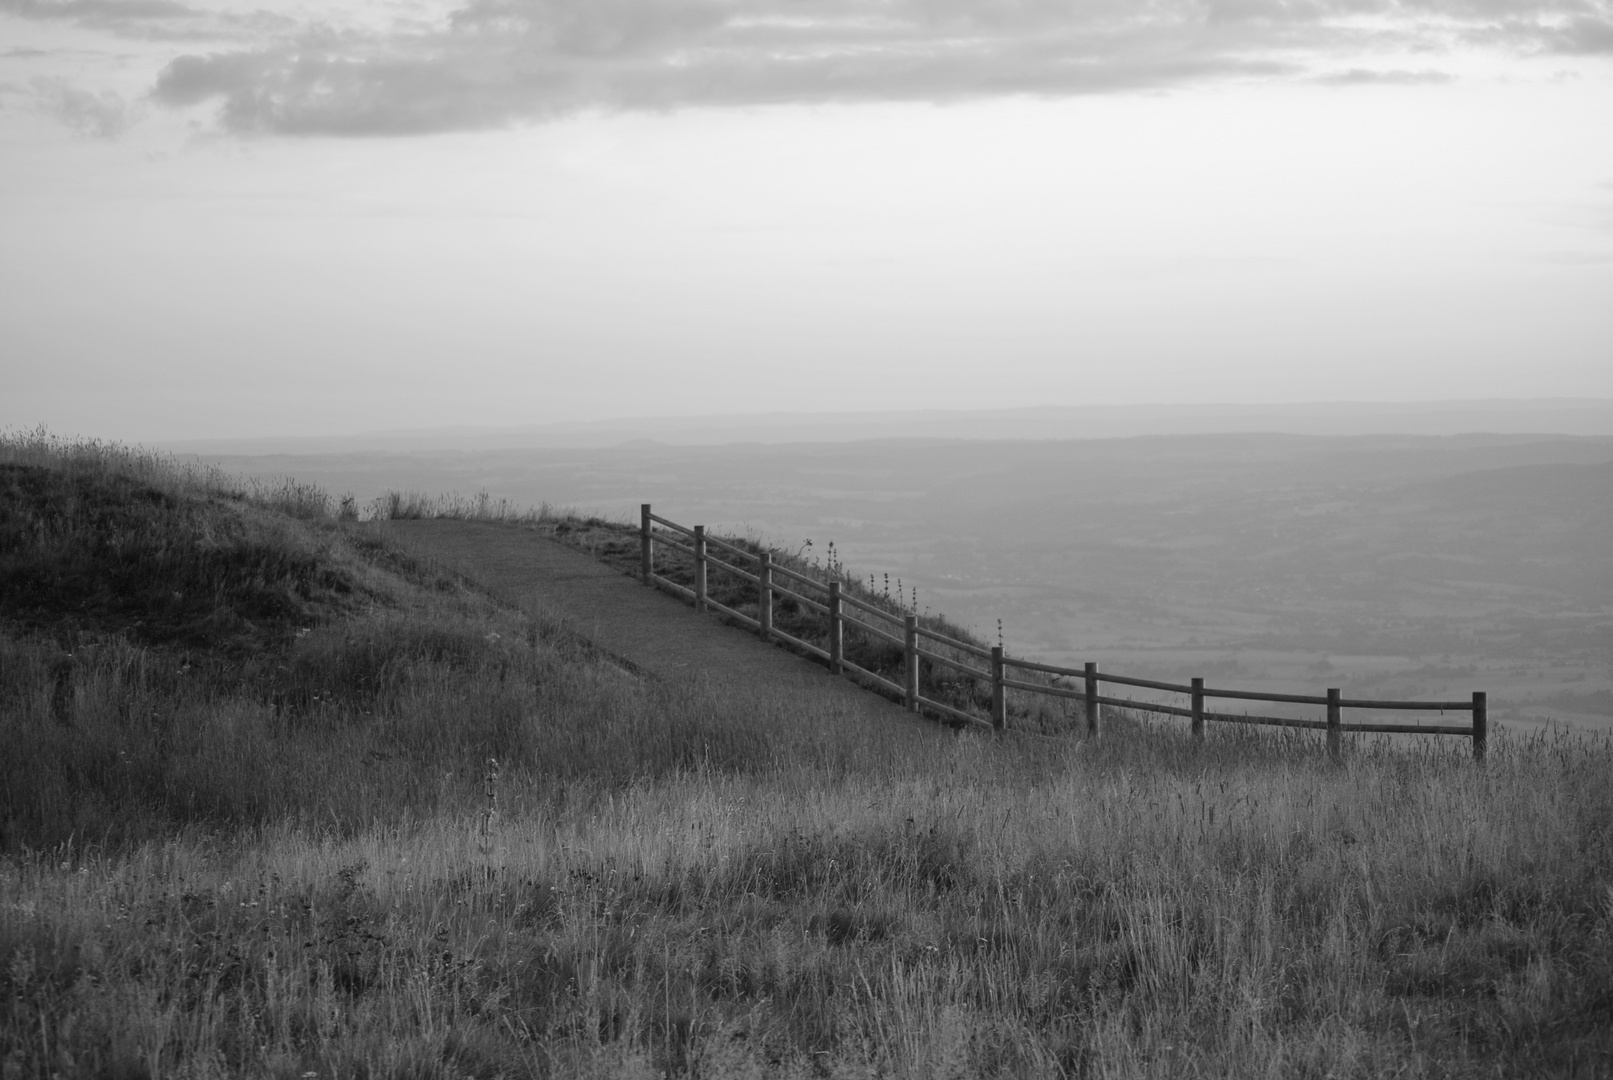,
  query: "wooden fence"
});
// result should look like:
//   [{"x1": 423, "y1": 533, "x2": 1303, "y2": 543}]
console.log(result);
[{"x1": 639, "y1": 505, "x2": 1488, "y2": 761}]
